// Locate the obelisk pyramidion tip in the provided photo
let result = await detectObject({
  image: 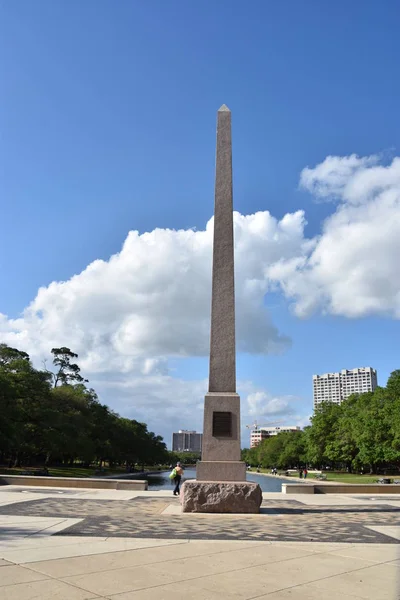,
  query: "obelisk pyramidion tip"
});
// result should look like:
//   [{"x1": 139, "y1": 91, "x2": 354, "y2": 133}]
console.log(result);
[{"x1": 218, "y1": 104, "x2": 230, "y2": 112}]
